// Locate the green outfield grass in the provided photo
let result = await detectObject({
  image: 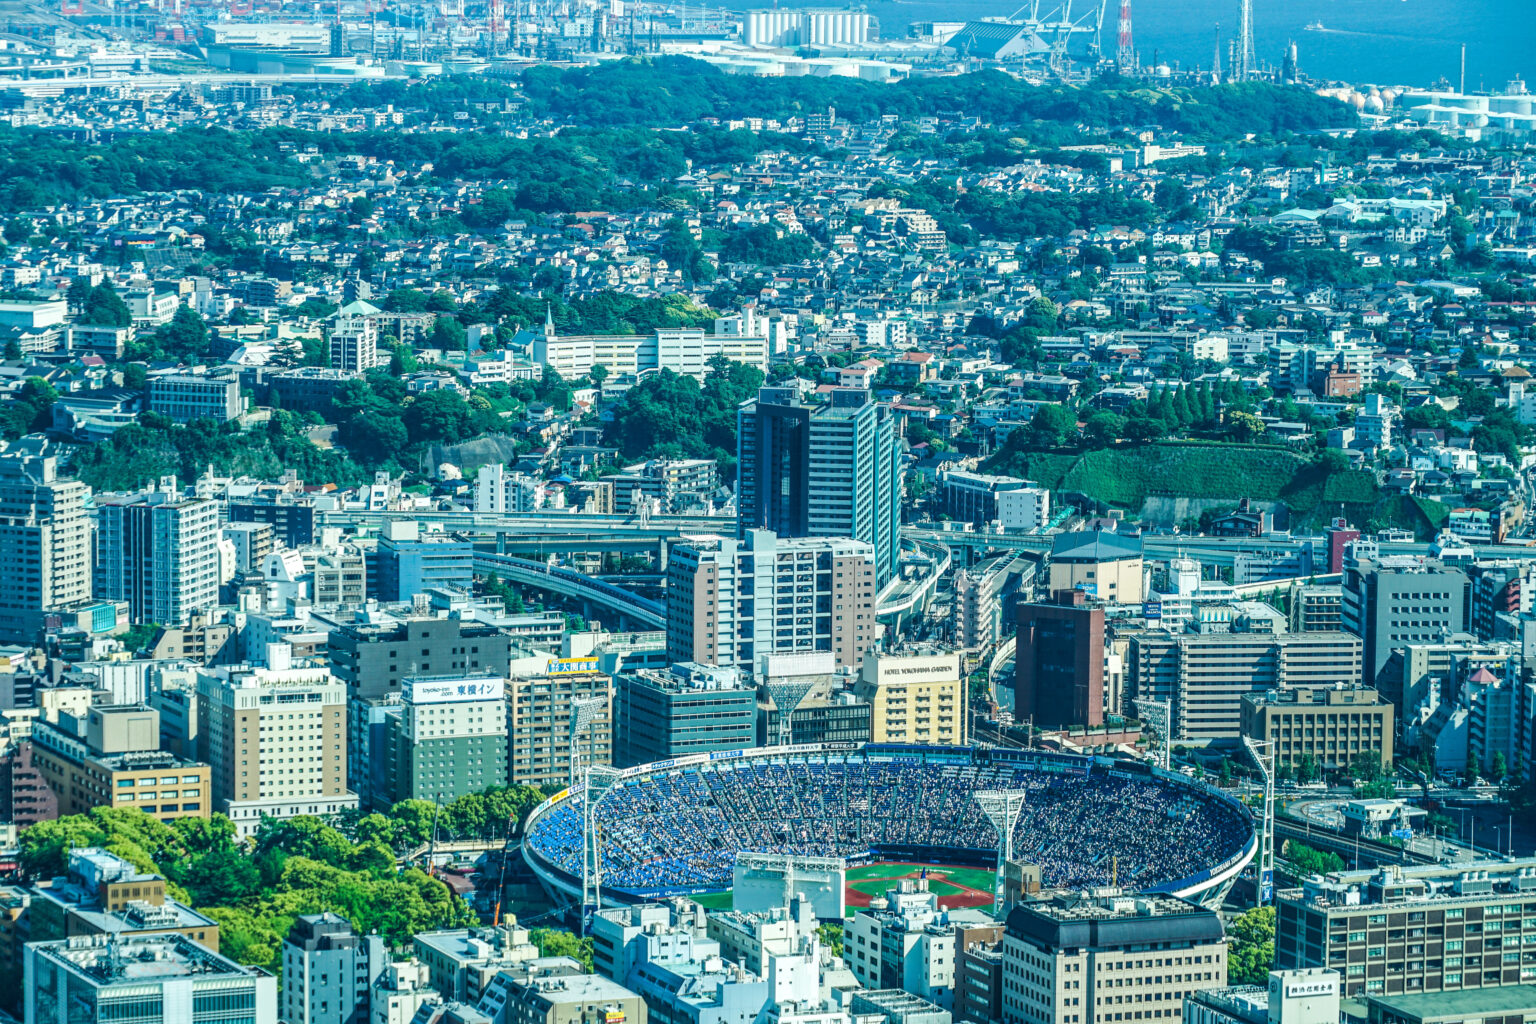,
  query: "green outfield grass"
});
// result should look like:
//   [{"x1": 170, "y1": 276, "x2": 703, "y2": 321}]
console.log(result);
[
  {"x1": 844, "y1": 862, "x2": 995, "y2": 909},
  {"x1": 676, "y1": 863, "x2": 996, "y2": 914},
  {"x1": 689, "y1": 891, "x2": 735, "y2": 910},
  {"x1": 846, "y1": 862, "x2": 994, "y2": 888},
  {"x1": 849, "y1": 877, "x2": 970, "y2": 897}
]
